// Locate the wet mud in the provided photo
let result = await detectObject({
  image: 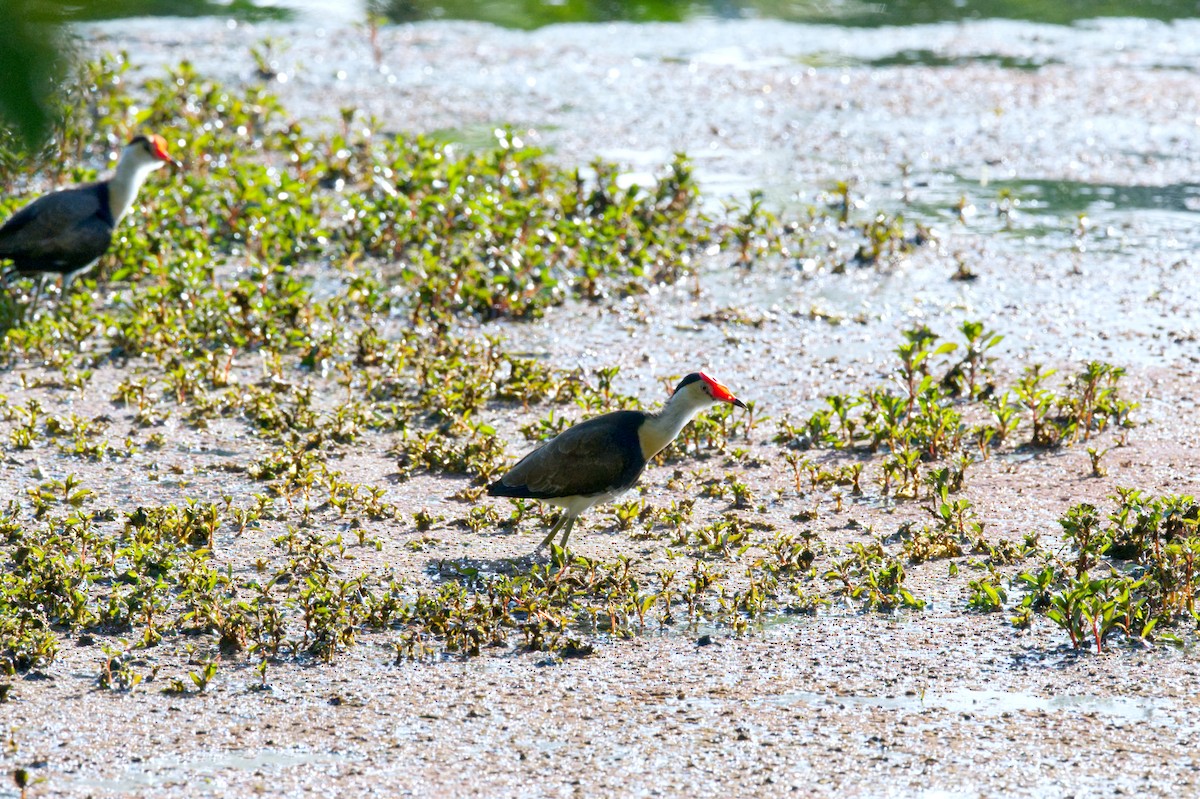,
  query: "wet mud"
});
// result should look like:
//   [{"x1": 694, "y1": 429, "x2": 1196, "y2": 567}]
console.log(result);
[{"x1": 5, "y1": 15, "x2": 1200, "y2": 799}]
